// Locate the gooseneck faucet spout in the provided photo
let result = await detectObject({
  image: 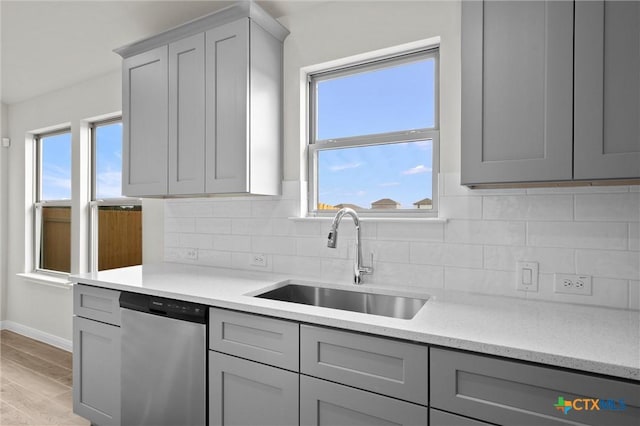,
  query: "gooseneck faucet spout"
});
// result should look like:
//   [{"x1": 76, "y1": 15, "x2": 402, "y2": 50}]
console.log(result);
[{"x1": 327, "y1": 208, "x2": 373, "y2": 284}]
